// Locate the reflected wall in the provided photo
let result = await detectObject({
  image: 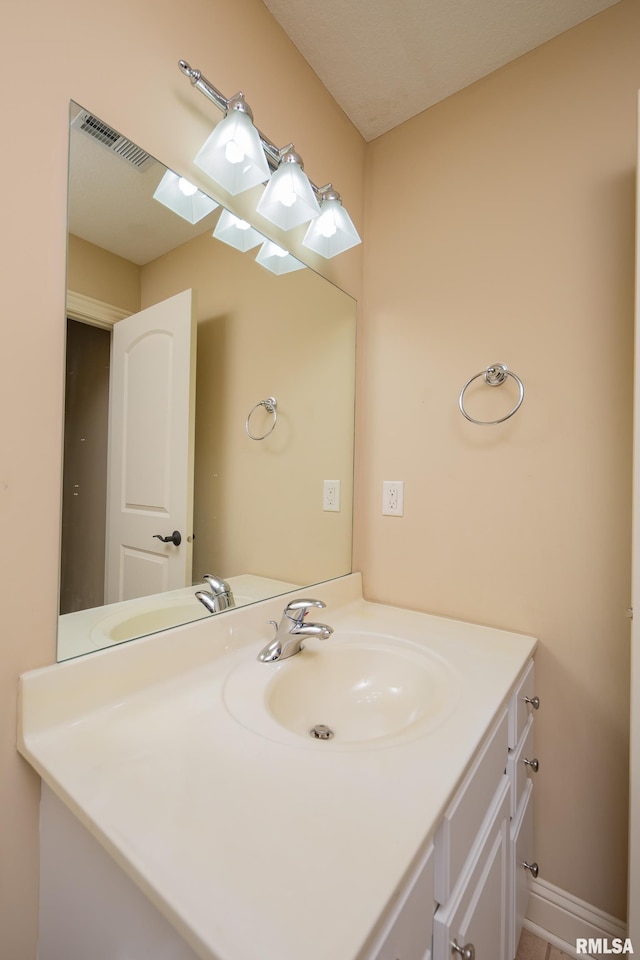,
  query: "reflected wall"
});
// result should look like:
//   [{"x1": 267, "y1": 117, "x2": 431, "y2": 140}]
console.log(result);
[{"x1": 141, "y1": 233, "x2": 355, "y2": 586}]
